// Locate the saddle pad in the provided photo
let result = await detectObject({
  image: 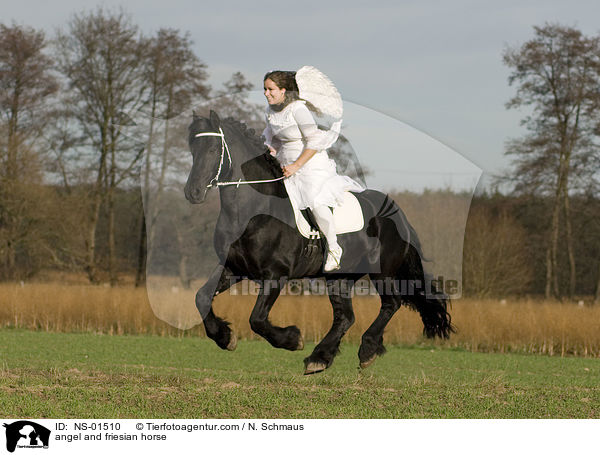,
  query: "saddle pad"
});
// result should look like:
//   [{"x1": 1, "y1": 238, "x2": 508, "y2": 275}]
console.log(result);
[{"x1": 290, "y1": 192, "x2": 364, "y2": 239}]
